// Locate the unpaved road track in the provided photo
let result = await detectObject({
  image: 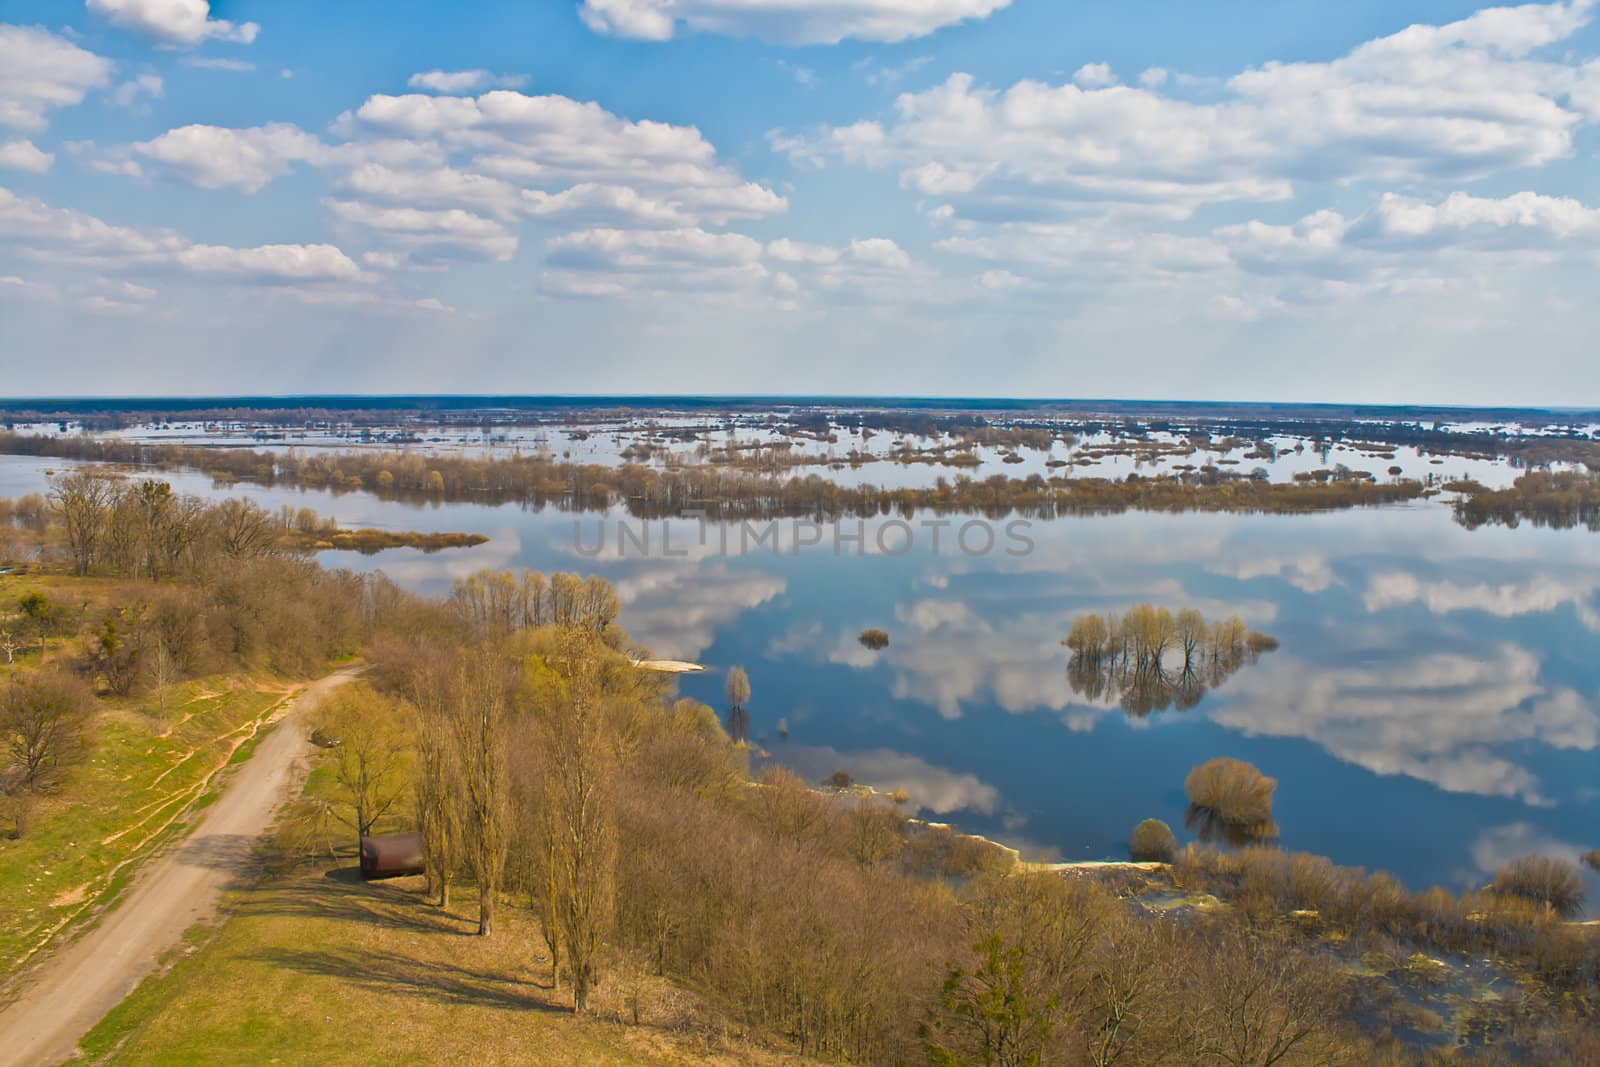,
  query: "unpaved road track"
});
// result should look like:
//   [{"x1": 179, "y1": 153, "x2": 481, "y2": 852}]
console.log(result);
[{"x1": 0, "y1": 670, "x2": 357, "y2": 1067}]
